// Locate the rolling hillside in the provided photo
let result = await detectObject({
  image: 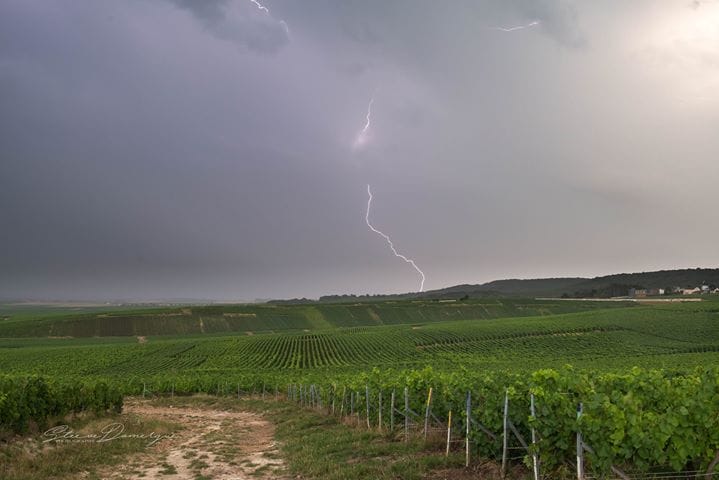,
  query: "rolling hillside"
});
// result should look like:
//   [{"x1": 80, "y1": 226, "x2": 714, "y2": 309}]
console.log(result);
[
  {"x1": 435, "y1": 268, "x2": 719, "y2": 297},
  {"x1": 318, "y1": 268, "x2": 719, "y2": 300},
  {"x1": 0, "y1": 299, "x2": 633, "y2": 337}
]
